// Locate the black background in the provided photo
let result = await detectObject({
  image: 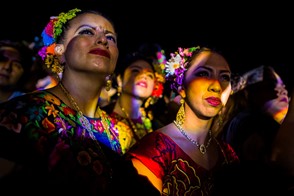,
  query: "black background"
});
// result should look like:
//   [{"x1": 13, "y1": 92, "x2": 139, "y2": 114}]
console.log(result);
[{"x1": 1, "y1": 0, "x2": 292, "y2": 88}]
